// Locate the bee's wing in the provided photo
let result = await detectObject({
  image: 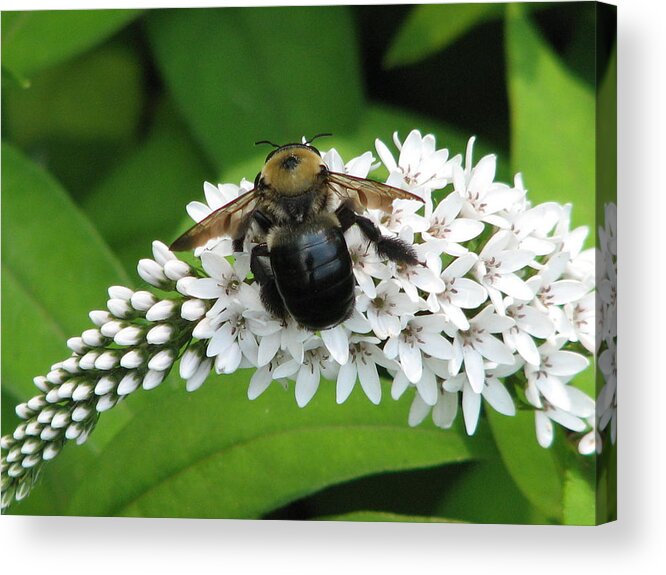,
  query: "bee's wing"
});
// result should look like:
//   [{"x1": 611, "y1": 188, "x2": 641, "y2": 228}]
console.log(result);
[
  {"x1": 170, "y1": 188, "x2": 260, "y2": 251},
  {"x1": 326, "y1": 171, "x2": 424, "y2": 213}
]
